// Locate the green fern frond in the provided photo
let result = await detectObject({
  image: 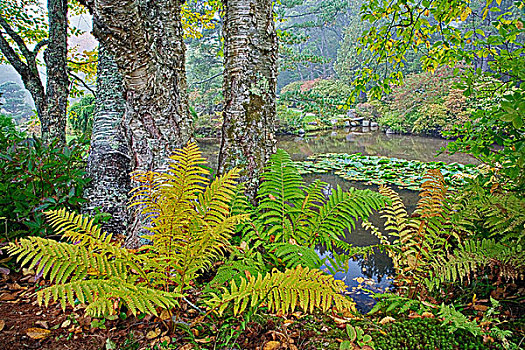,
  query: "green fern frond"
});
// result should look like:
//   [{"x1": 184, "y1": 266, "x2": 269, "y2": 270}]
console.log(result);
[
  {"x1": 205, "y1": 253, "x2": 267, "y2": 293},
  {"x1": 45, "y1": 209, "x2": 114, "y2": 248},
  {"x1": 207, "y1": 265, "x2": 355, "y2": 316},
  {"x1": 434, "y1": 238, "x2": 525, "y2": 284},
  {"x1": 308, "y1": 186, "x2": 387, "y2": 249},
  {"x1": 256, "y1": 149, "x2": 305, "y2": 242},
  {"x1": 267, "y1": 242, "x2": 323, "y2": 269},
  {"x1": 196, "y1": 169, "x2": 240, "y2": 224},
  {"x1": 6, "y1": 237, "x2": 129, "y2": 284}
]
